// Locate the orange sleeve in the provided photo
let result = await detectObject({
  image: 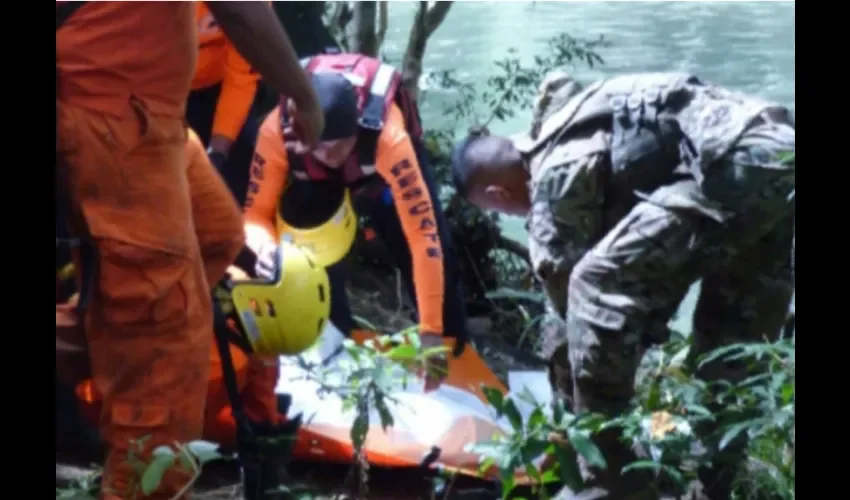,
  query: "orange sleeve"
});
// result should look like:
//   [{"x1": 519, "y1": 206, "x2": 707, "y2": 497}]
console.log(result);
[
  {"x1": 375, "y1": 103, "x2": 445, "y2": 335},
  {"x1": 244, "y1": 108, "x2": 289, "y2": 253},
  {"x1": 211, "y1": 38, "x2": 261, "y2": 141}
]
